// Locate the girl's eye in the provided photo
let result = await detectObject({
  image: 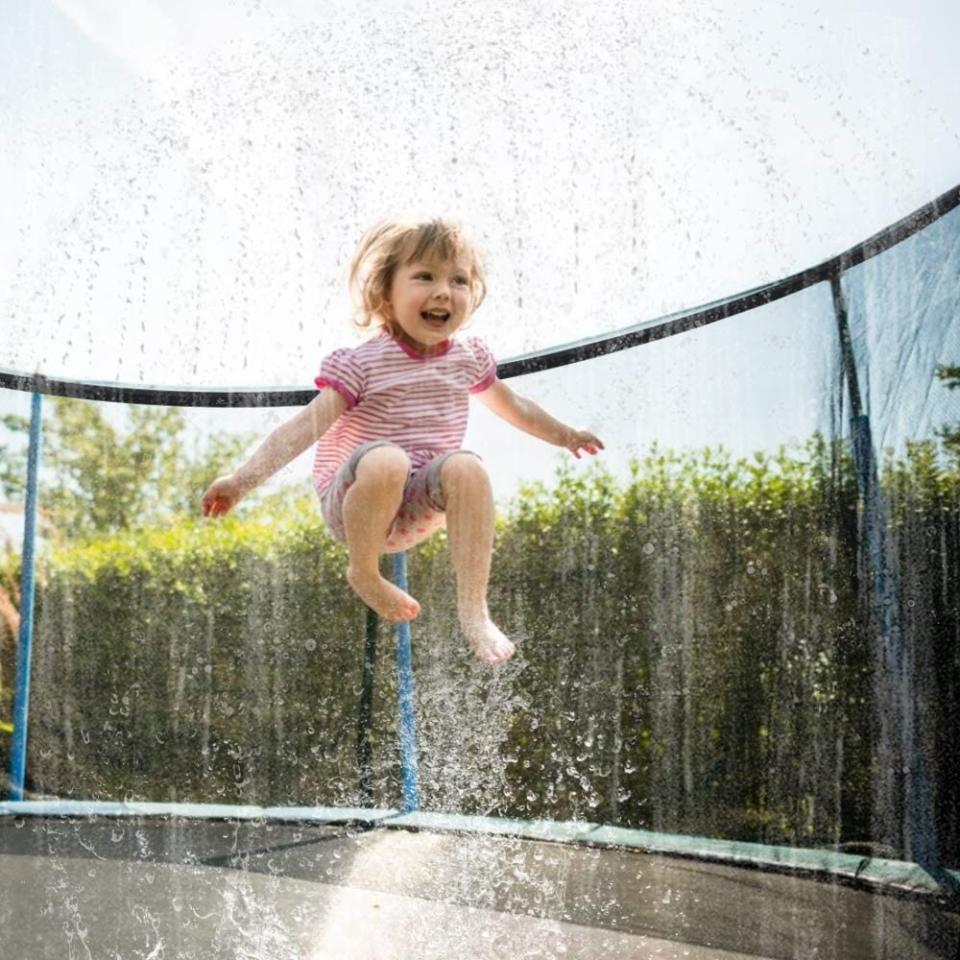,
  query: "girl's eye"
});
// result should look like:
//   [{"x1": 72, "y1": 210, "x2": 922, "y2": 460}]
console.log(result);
[{"x1": 413, "y1": 269, "x2": 468, "y2": 284}]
